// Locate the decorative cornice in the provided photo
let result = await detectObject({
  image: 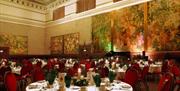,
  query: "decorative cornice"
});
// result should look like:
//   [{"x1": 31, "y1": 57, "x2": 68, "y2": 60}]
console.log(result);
[
  {"x1": 1, "y1": 0, "x2": 46, "y2": 13},
  {"x1": 46, "y1": 0, "x2": 75, "y2": 10},
  {"x1": 1, "y1": 0, "x2": 72, "y2": 11},
  {"x1": 2, "y1": 0, "x2": 46, "y2": 10}
]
